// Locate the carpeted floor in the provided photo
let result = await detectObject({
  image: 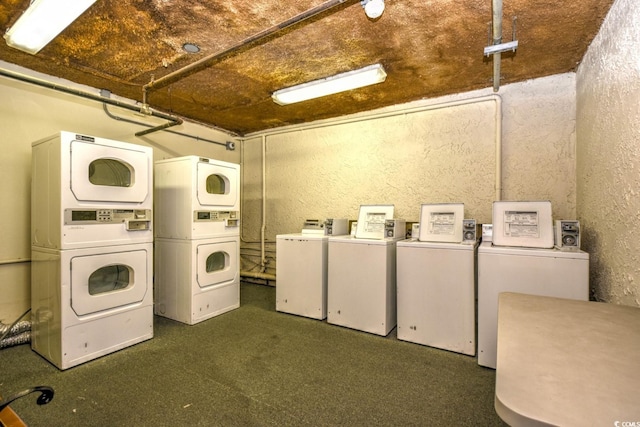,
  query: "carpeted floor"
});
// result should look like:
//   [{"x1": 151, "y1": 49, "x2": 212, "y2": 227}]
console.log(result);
[{"x1": 0, "y1": 282, "x2": 506, "y2": 426}]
